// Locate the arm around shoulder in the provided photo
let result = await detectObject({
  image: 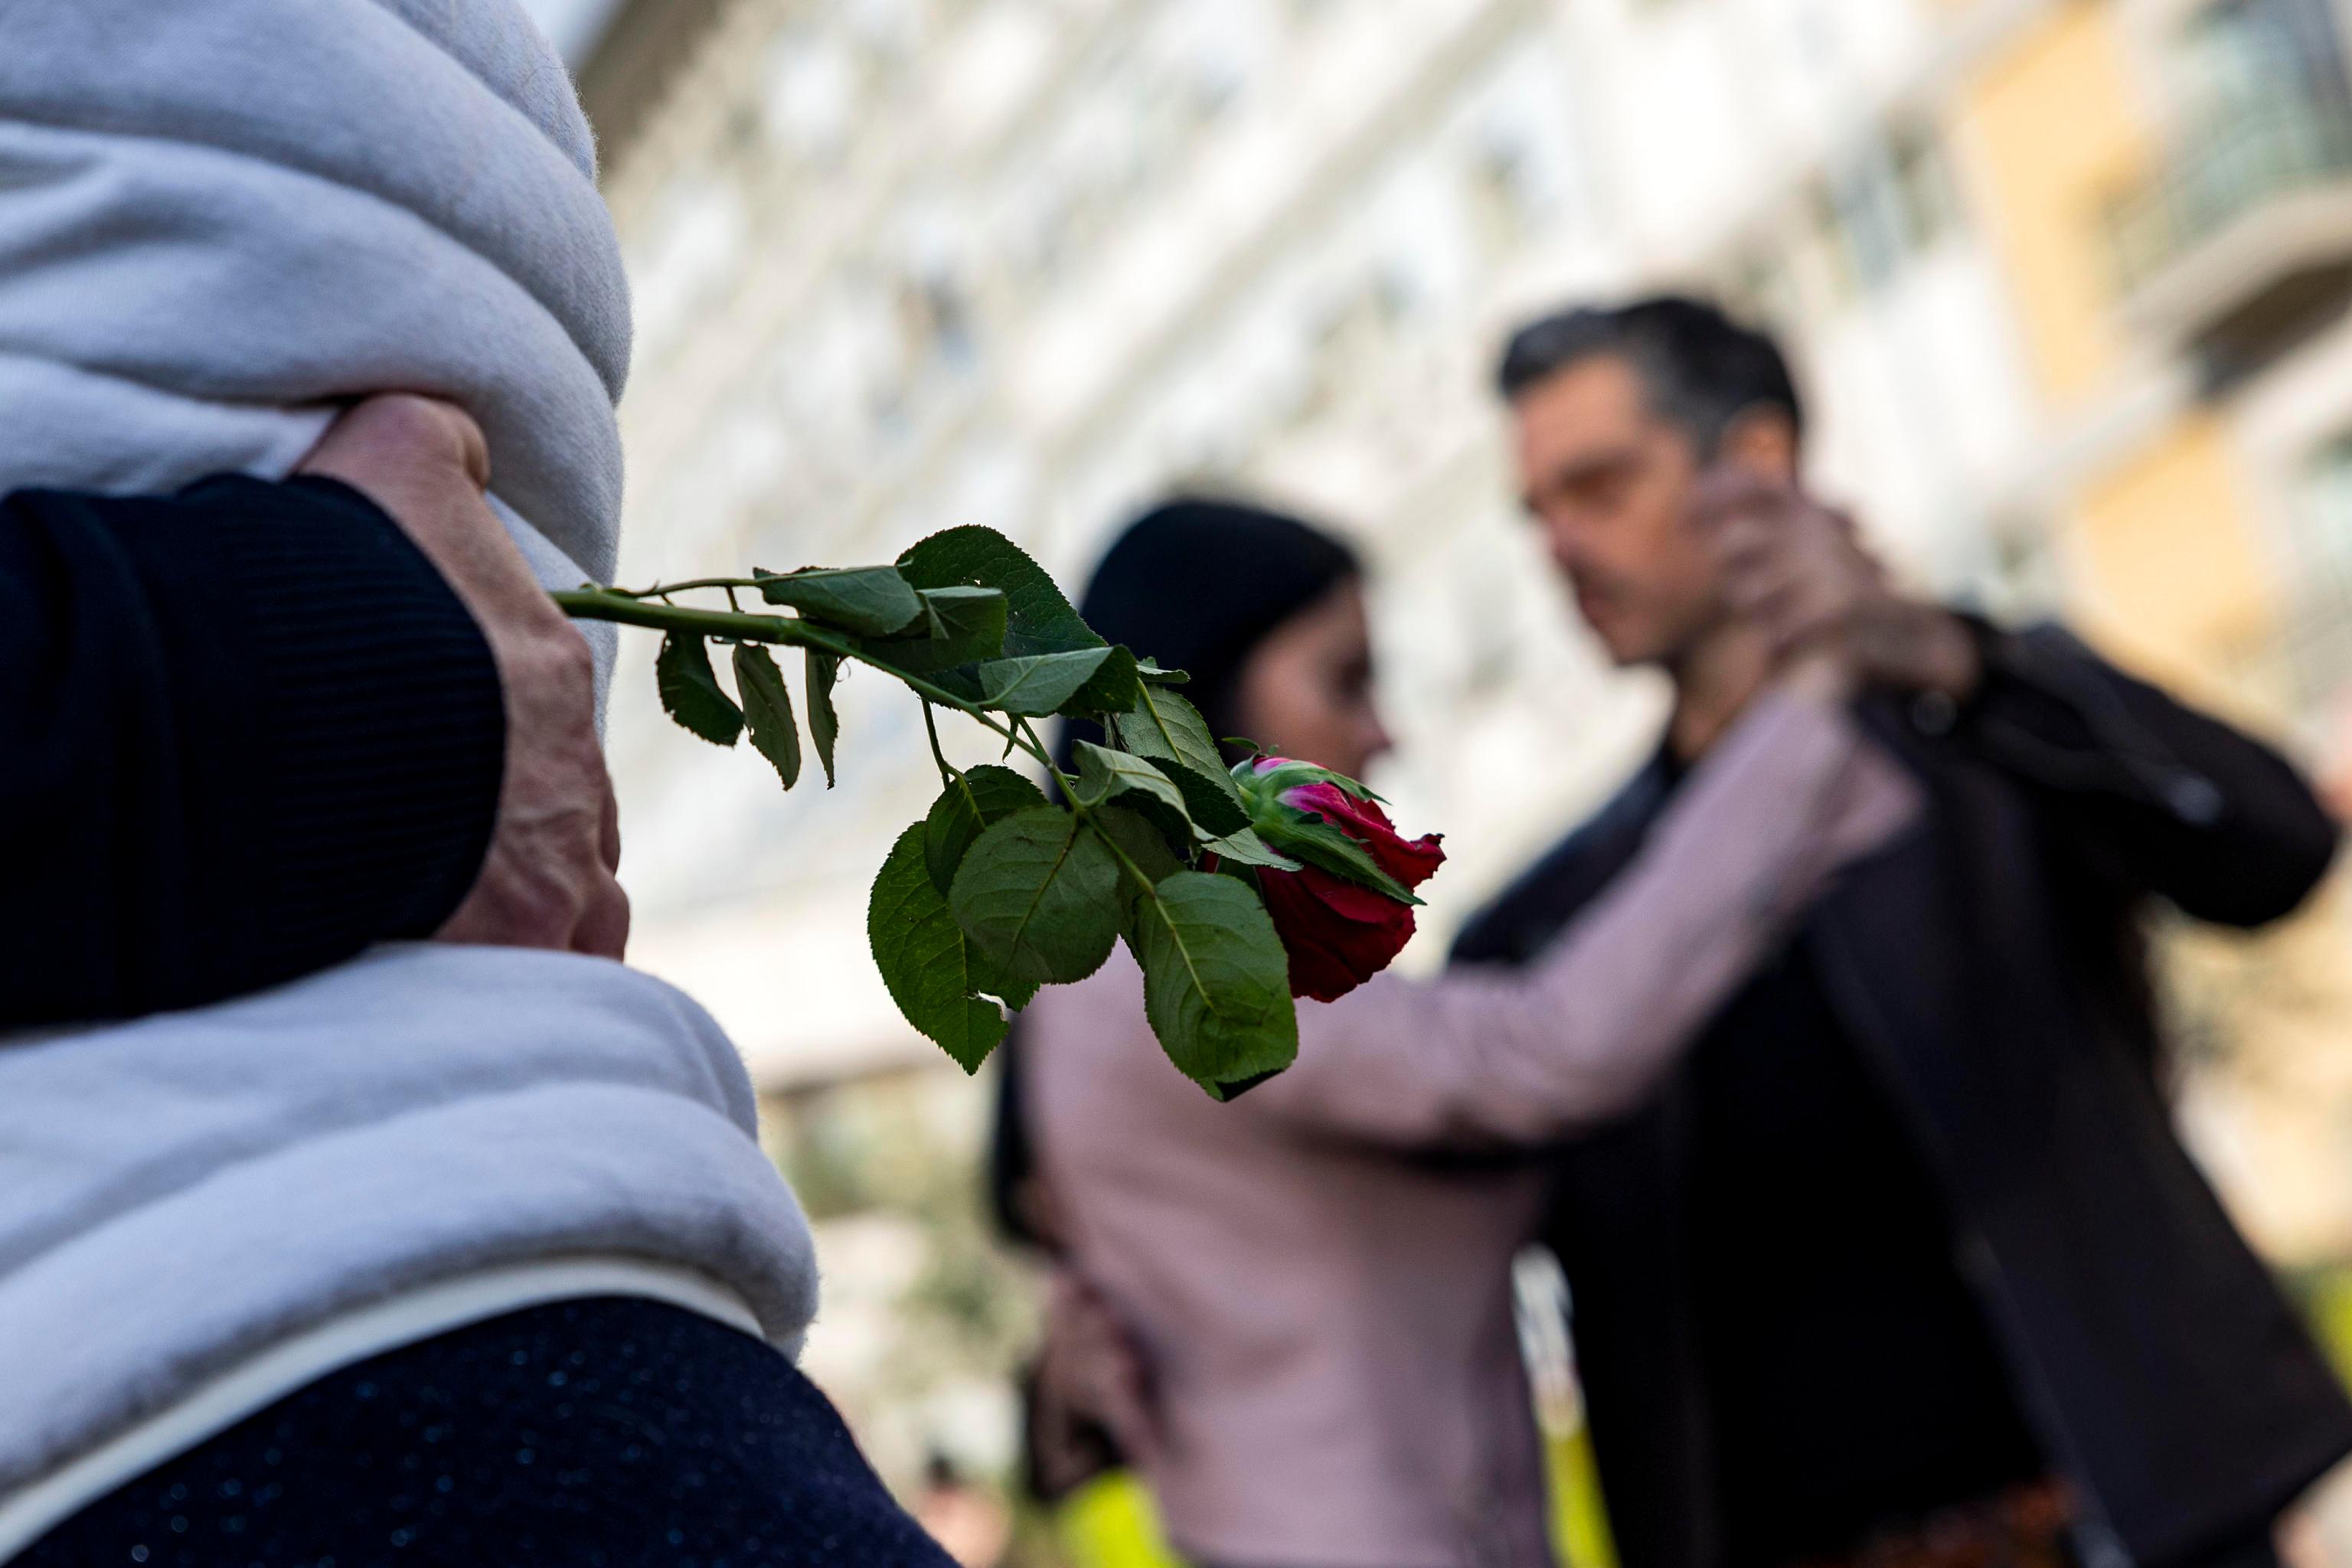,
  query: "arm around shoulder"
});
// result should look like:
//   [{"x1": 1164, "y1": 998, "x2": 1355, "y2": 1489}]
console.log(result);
[{"x1": 1240, "y1": 688, "x2": 1918, "y2": 1149}]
